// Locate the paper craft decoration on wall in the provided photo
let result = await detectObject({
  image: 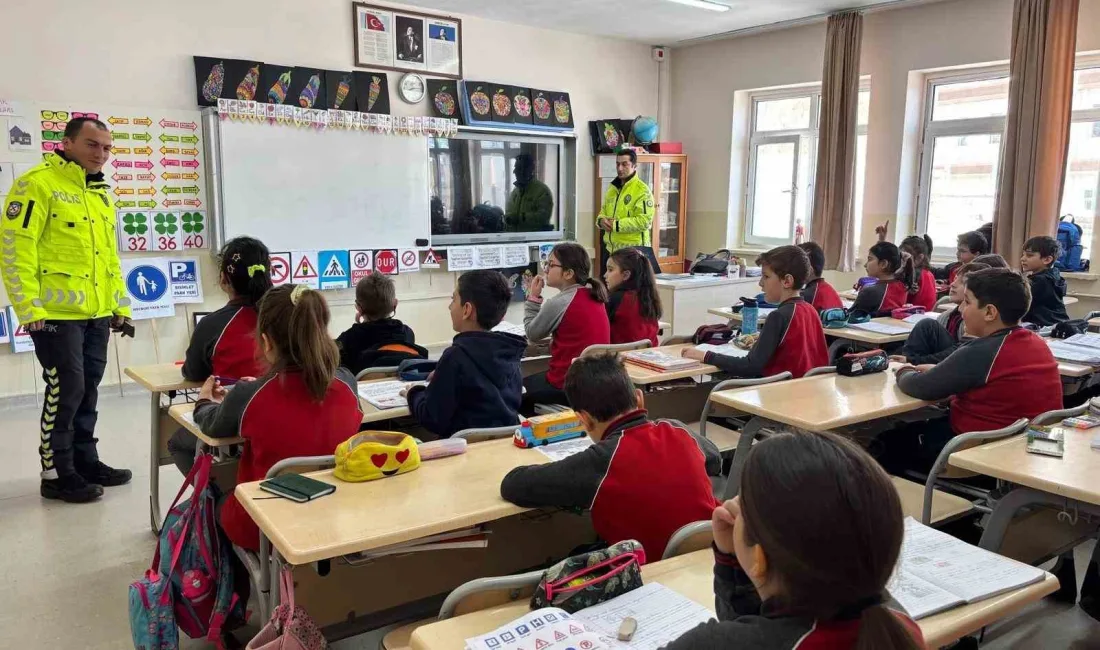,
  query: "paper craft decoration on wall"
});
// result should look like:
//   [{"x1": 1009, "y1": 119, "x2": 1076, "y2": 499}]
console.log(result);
[
  {"x1": 326, "y1": 71, "x2": 357, "y2": 111},
  {"x1": 491, "y1": 85, "x2": 513, "y2": 124},
  {"x1": 260, "y1": 63, "x2": 295, "y2": 105},
  {"x1": 289, "y1": 67, "x2": 326, "y2": 110},
  {"x1": 512, "y1": 87, "x2": 534, "y2": 125},
  {"x1": 463, "y1": 81, "x2": 492, "y2": 125},
  {"x1": 551, "y1": 91, "x2": 575, "y2": 128},
  {"x1": 353, "y1": 3, "x2": 463, "y2": 79},
  {"x1": 353, "y1": 71, "x2": 391, "y2": 114},
  {"x1": 531, "y1": 90, "x2": 554, "y2": 128},
  {"x1": 226, "y1": 60, "x2": 263, "y2": 101},
  {"x1": 193, "y1": 57, "x2": 226, "y2": 106},
  {"x1": 427, "y1": 80, "x2": 458, "y2": 119}
]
